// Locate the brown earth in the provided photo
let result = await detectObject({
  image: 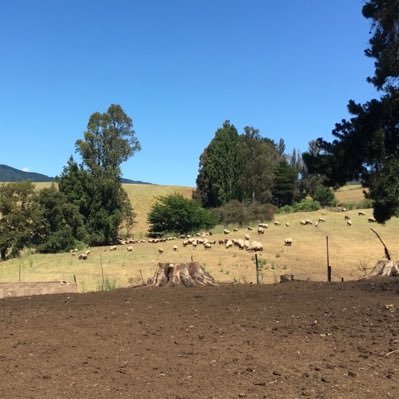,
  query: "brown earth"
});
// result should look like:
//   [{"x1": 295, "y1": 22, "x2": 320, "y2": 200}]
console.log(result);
[{"x1": 1, "y1": 278, "x2": 399, "y2": 399}]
